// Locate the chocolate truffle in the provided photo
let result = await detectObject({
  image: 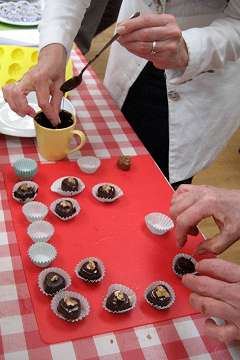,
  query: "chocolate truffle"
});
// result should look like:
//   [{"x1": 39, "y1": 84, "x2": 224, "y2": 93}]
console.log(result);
[
  {"x1": 147, "y1": 285, "x2": 171, "y2": 307},
  {"x1": 57, "y1": 296, "x2": 81, "y2": 320},
  {"x1": 79, "y1": 260, "x2": 101, "y2": 281},
  {"x1": 106, "y1": 290, "x2": 131, "y2": 312},
  {"x1": 117, "y1": 156, "x2": 131, "y2": 171},
  {"x1": 14, "y1": 183, "x2": 37, "y2": 201},
  {"x1": 55, "y1": 200, "x2": 75, "y2": 218},
  {"x1": 61, "y1": 177, "x2": 79, "y2": 192},
  {"x1": 44, "y1": 272, "x2": 65, "y2": 295},
  {"x1": 97, "y1": 184, "x2": 115, "y2": 199},
  {"x1": 174, "y1": 256, "x2": 196, "y2": 277}
]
